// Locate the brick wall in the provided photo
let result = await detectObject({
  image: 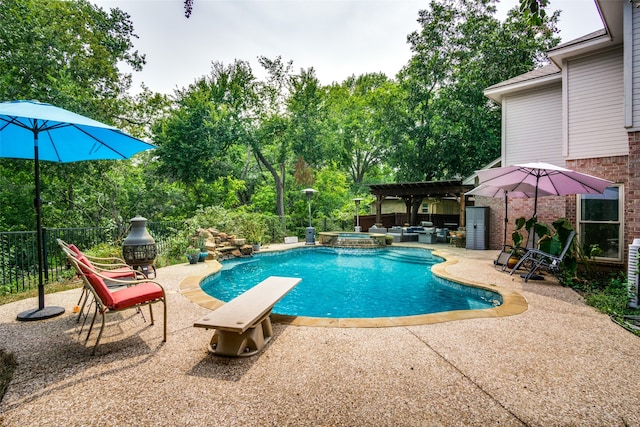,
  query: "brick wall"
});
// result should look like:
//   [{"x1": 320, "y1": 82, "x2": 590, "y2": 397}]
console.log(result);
[
  {"x1": 483, "y1": 194, "x2": 568, "y2": 250},
  {"x1": 479, "y1": 154, "x2": 634, "y2": 260},
  {"x1": 568, "y1": 155, "x2": 630, "y2": 265}
]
